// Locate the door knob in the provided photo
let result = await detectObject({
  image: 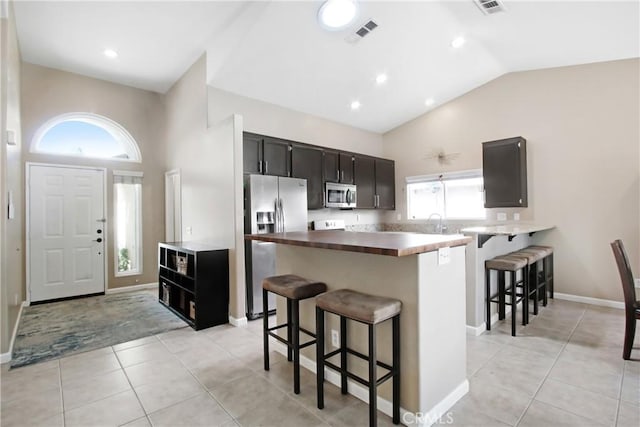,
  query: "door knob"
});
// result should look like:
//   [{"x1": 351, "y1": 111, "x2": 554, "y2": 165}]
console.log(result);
[
  {"x1": 97, "y1": 229, "x2": 102, "y2": 234},
  {"x1": 93, "y1": 238, "x2": 103, "y2": 243}
]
